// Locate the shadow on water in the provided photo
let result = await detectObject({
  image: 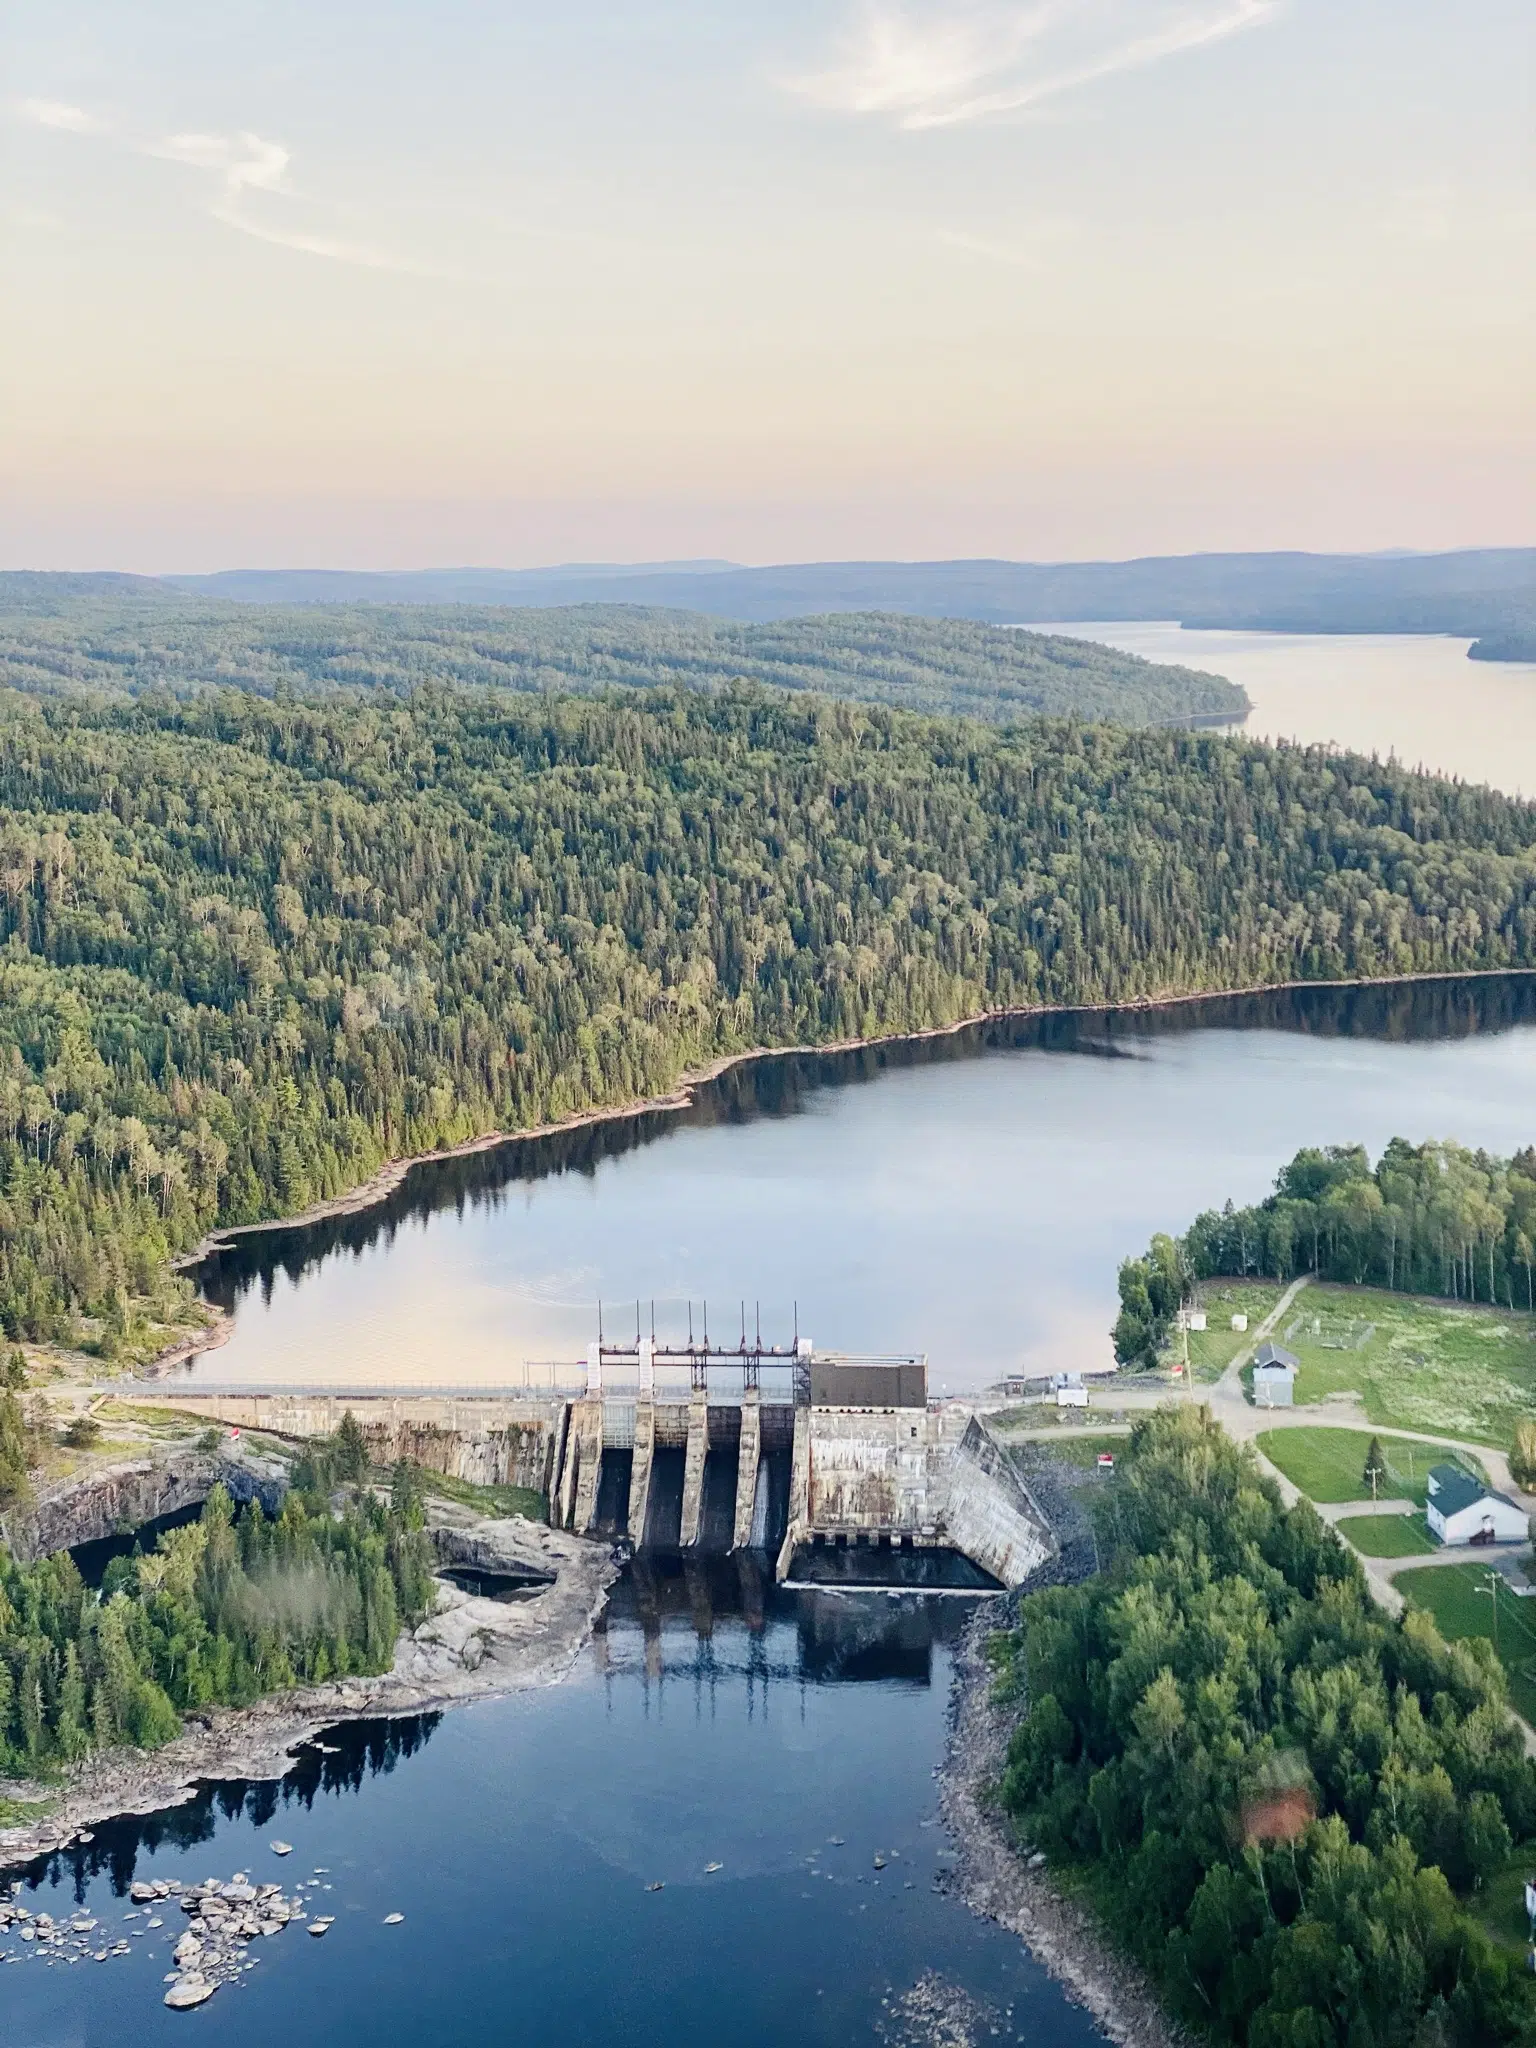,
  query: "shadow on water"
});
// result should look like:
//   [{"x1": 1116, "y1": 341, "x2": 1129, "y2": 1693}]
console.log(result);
[
  {"x1": 15, "y1": 1565, "x2": 980, "y2": 1905},
  {"x1": 189, "y1": 973, "x2": 1536, "y2": 1317},
  {"x1": 596, "y1": 1553, "x2": 983, "y2": 1693},
  {"x1": 69, "y1": 1503, "x2": 208, "y2": 1590}
]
